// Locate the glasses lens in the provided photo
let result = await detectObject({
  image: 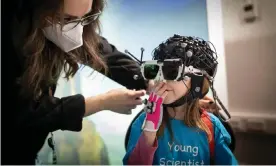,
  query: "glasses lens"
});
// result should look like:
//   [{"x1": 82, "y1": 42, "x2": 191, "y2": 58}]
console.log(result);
[
  {"x1": 144, "y1": 64, "x2": 159, "y2": 80},
  {"x1": 162, "y1": 61, "x2": 181, "y2": 80}
]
